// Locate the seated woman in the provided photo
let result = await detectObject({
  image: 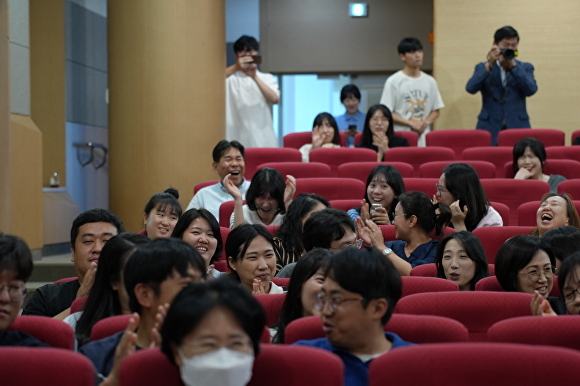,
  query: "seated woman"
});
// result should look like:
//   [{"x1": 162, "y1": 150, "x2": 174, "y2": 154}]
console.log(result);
[
  {"x1": 226, "y1": 224, "x2": 284, "y2": 294},
  {"x1": 542, "y1": 226, "x2": 580, "y2": 271},
  {"x1": 356, "y1": 104, "x2": 408, "y2": 161},
  {"x1": 272, "y1": 249, "x2": 332, "y2": 343},
  {"x1": 530, "y1": 192, "x2": 580, "y2": 236},
  {"x1": 160, "y1": 279, "x2": 266, "y2": 386},
  {"x1": 273, "y1": 193, "x2": 329, "y2": 271},
  {"x1": 68, "y1": 233, "x2": 151, "y2": 347},
  {"x1": 532, "y1": 251, "x2": 580, "y2": 316},
  {"x1": 225, "y1": 167, "x2": 296, "y2": 229},
  {"x1": 172, "y1": 208, "x2": 223, "y2": 279},
  {"x1": 495, "y1": 235, "x2": 565, "y2": 314},
  {"x1": 357, "y1": 191, "x2": 451, "y2": 276},
  {"x1": 347, "y1": 165, "x2": 405, "y2": 225},
  {"x1": 435, "y1": 231, "x2": 489, "y2": 291},
  {"x1": 142, "y1": 188, "x2": 182, "y2": 239},
  {"x1": 512, "y1": 137, "x2": 566, "y2": 192},
  {"x1": 299, "y1": 112, "x2": 341, "y2": 162},
  {"x1": 436, "y1": 163, "x2": 502, "y2": 231}
]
